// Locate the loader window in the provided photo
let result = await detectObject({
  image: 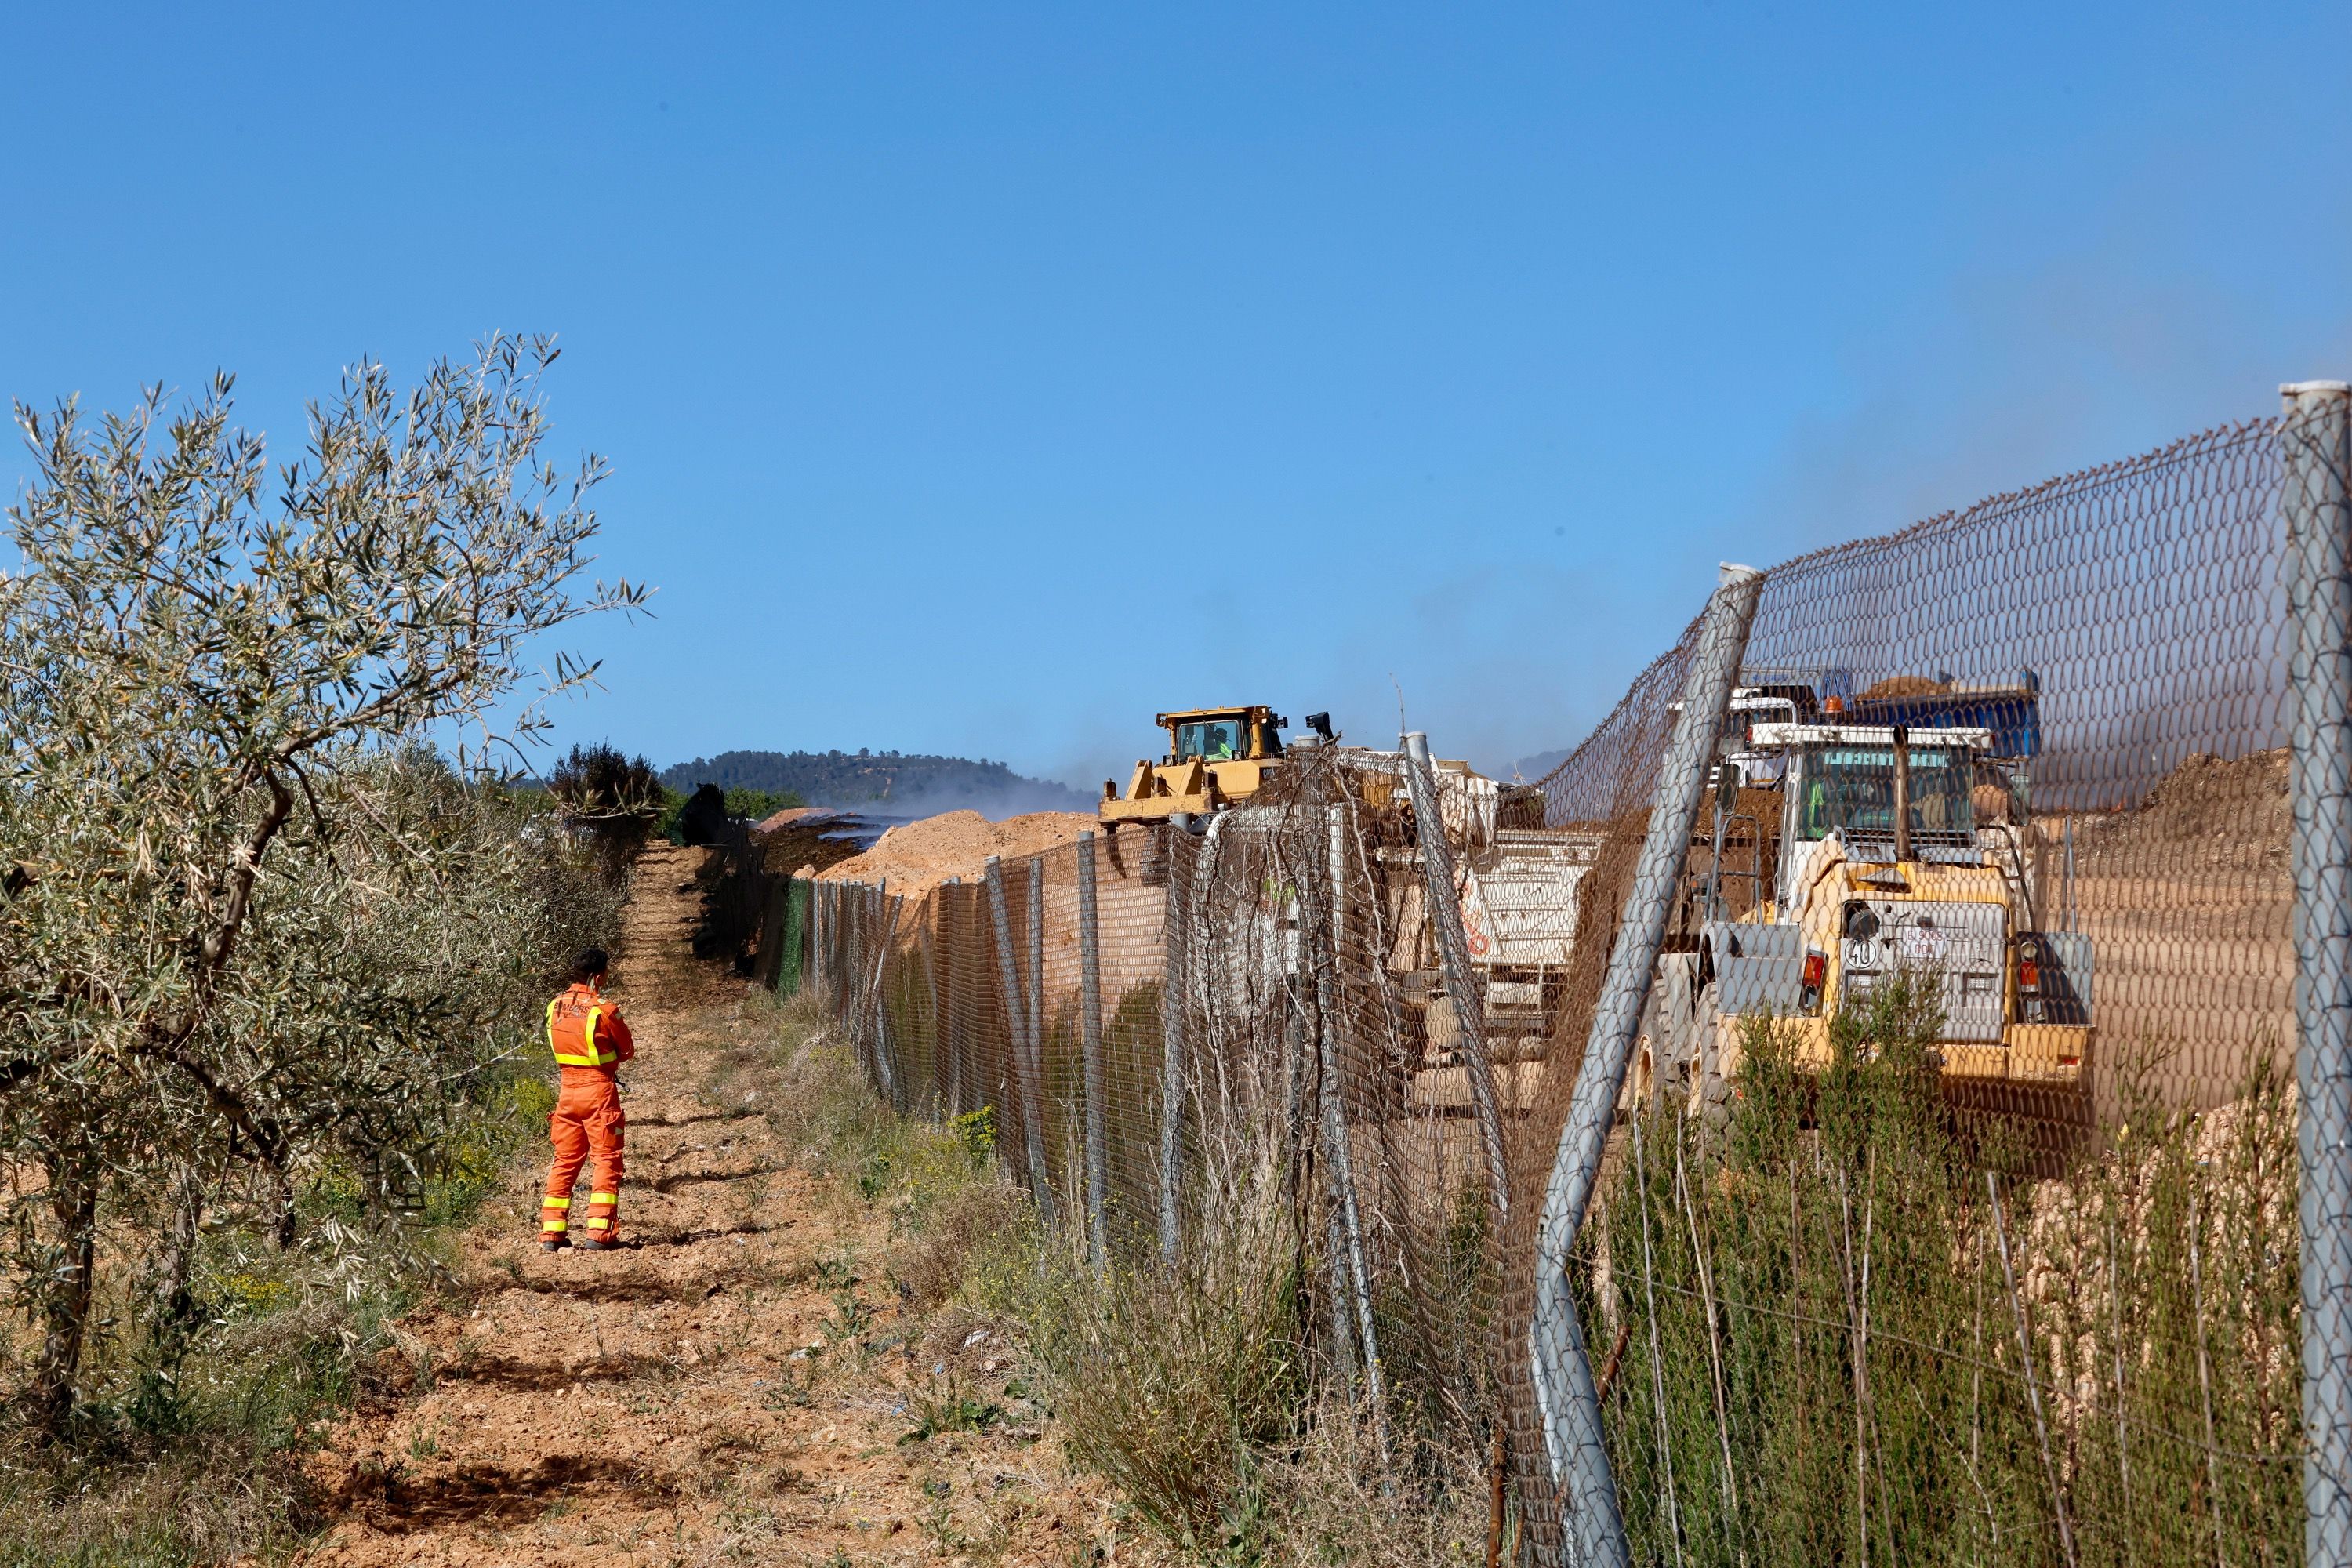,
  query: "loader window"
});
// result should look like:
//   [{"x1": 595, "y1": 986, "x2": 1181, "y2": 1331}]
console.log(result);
[
  {"x1": 1174, "y1": 719, "x2": 1245, "y2": 762},
  {"x1": 1798, "y1": 746, "x2": 1975, "y2": 844}
]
